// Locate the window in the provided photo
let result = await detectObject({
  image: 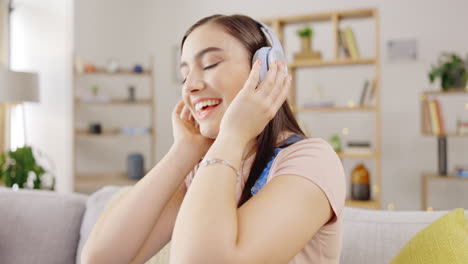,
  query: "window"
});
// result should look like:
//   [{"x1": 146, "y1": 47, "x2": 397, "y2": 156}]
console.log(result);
[{"x1": 0, "y1": 0, "x2": 8, "y2": 66}]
